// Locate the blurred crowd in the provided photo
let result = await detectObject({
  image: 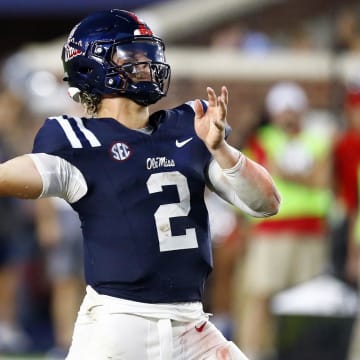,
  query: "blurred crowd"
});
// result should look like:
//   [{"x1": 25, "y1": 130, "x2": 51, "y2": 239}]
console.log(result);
[
  {"x1": 0, "y1": 3, "x2": 360, "y2": 360},
  {"x1": 210, "y1": 4, "x2": 360, "y2": 54}
]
